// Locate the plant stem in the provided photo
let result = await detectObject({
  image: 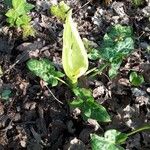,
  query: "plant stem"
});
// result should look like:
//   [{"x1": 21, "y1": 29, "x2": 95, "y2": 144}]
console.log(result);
[
  {"x1": 89, "y1": 63, "x2": 109, "y2": 78},
  {"x1": 127, "y1": 125, "x2": 150, "y2": 137},
  {"x1": 85, "y1": 67, "x2": 97, "y2": 76},
  {"x1": 54, "y1": 77, "x2": 69, "y2": 87}
]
